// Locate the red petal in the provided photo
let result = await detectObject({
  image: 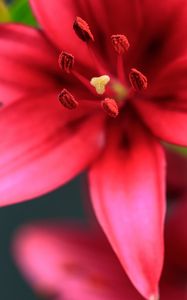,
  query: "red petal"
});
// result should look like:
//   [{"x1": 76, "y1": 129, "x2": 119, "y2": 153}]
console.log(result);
[
  {"x1": 0, "y1": 24, "x2": 60, "y2": 106},
  {"x1": 89, "y1": 115, "x2": 166, "y2": 300},
  {"x1": 136, "y1": 1, "x2": 187, "y2": 77},
  {"x1": 134, "y1": 98, "x2": 187, "y2": 146},
  {"x1": 147, "y1": 57, "x2": 187, "y2": 101},
  {"x1": 0, "y1": 93, "x2": 105, "y2": 206},
  {"x1": 134, "y1": 57, "x2": 187, "y2": 148}
]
